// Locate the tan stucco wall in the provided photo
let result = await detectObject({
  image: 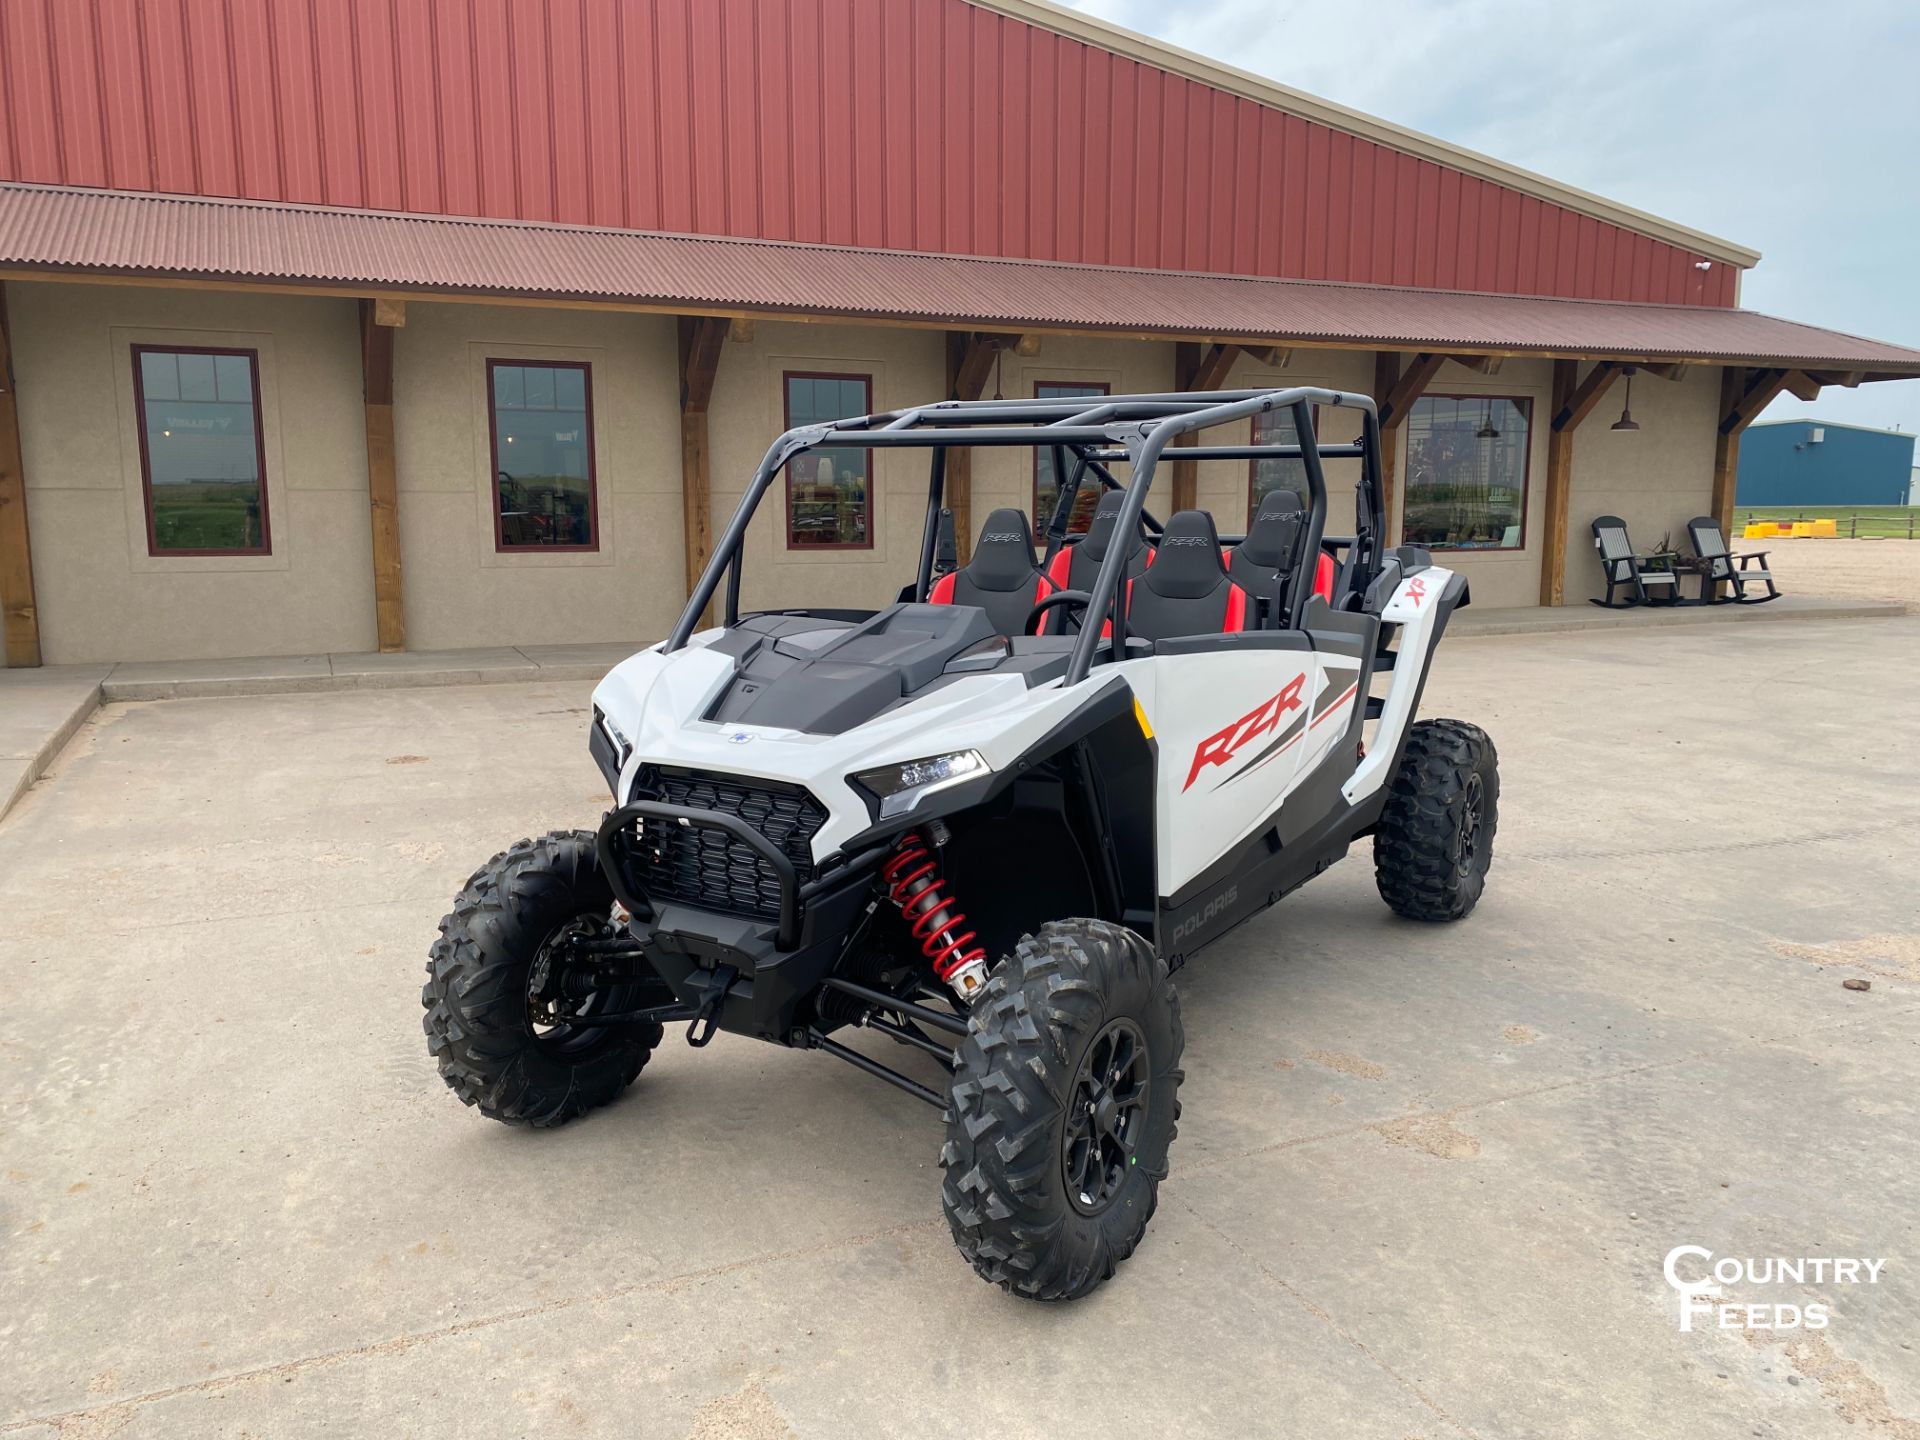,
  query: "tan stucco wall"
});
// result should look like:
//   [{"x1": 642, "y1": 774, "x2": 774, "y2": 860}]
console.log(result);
[
  {"x1": 390, "y1": 301, "x2": 687, "y2": 651},
  {"x1": 1559, "y1": 363, "x2": 1723, "y2": 603},
  {"x1": 10, "y1": 281, "x2": 376, "y2": 664},
  {"x1": 7, "y1": 285, "x2": 1729, "y2": 666}
]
